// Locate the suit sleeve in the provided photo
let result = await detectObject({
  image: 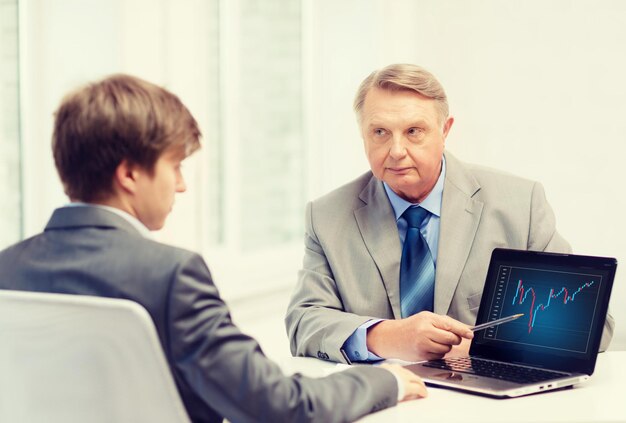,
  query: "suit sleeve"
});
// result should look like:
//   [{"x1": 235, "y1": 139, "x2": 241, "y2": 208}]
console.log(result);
[
  {"x1": 166, "y1": 253, "x2": 397, "y2": 423},
  {"x1": 528, "y1": 182, "x2": 614, "y2": 351},
  {"x1": 285, "y1": 202, "x2": 379, "y2": 364}
]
